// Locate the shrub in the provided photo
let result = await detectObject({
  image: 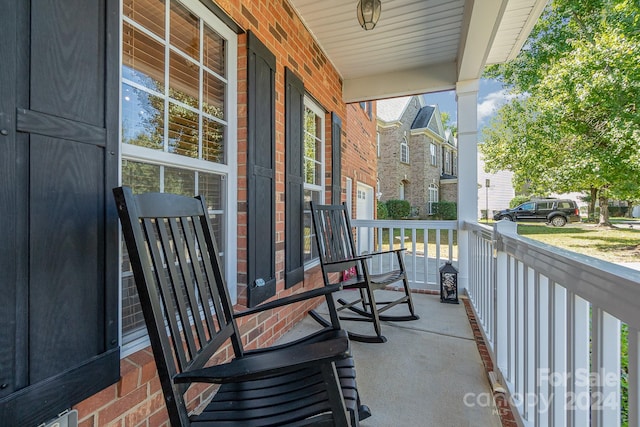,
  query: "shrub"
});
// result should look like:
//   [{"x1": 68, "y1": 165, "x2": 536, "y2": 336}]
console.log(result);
[
  {"x1": 376, "y1": 201, "x2": 388, "y2": 219},
  {"x1": 608, "y1": 205, "x2": 628, "y2": 217},
  {"x1": 509, "y1": 195, "x2": 530, "y2": 208},
  {"x1": 385, "y1": 199, "x2": 411, "y2": 219},
  {"x1": 431, "y1": 201, "x2": 457, "y2": 220}
]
